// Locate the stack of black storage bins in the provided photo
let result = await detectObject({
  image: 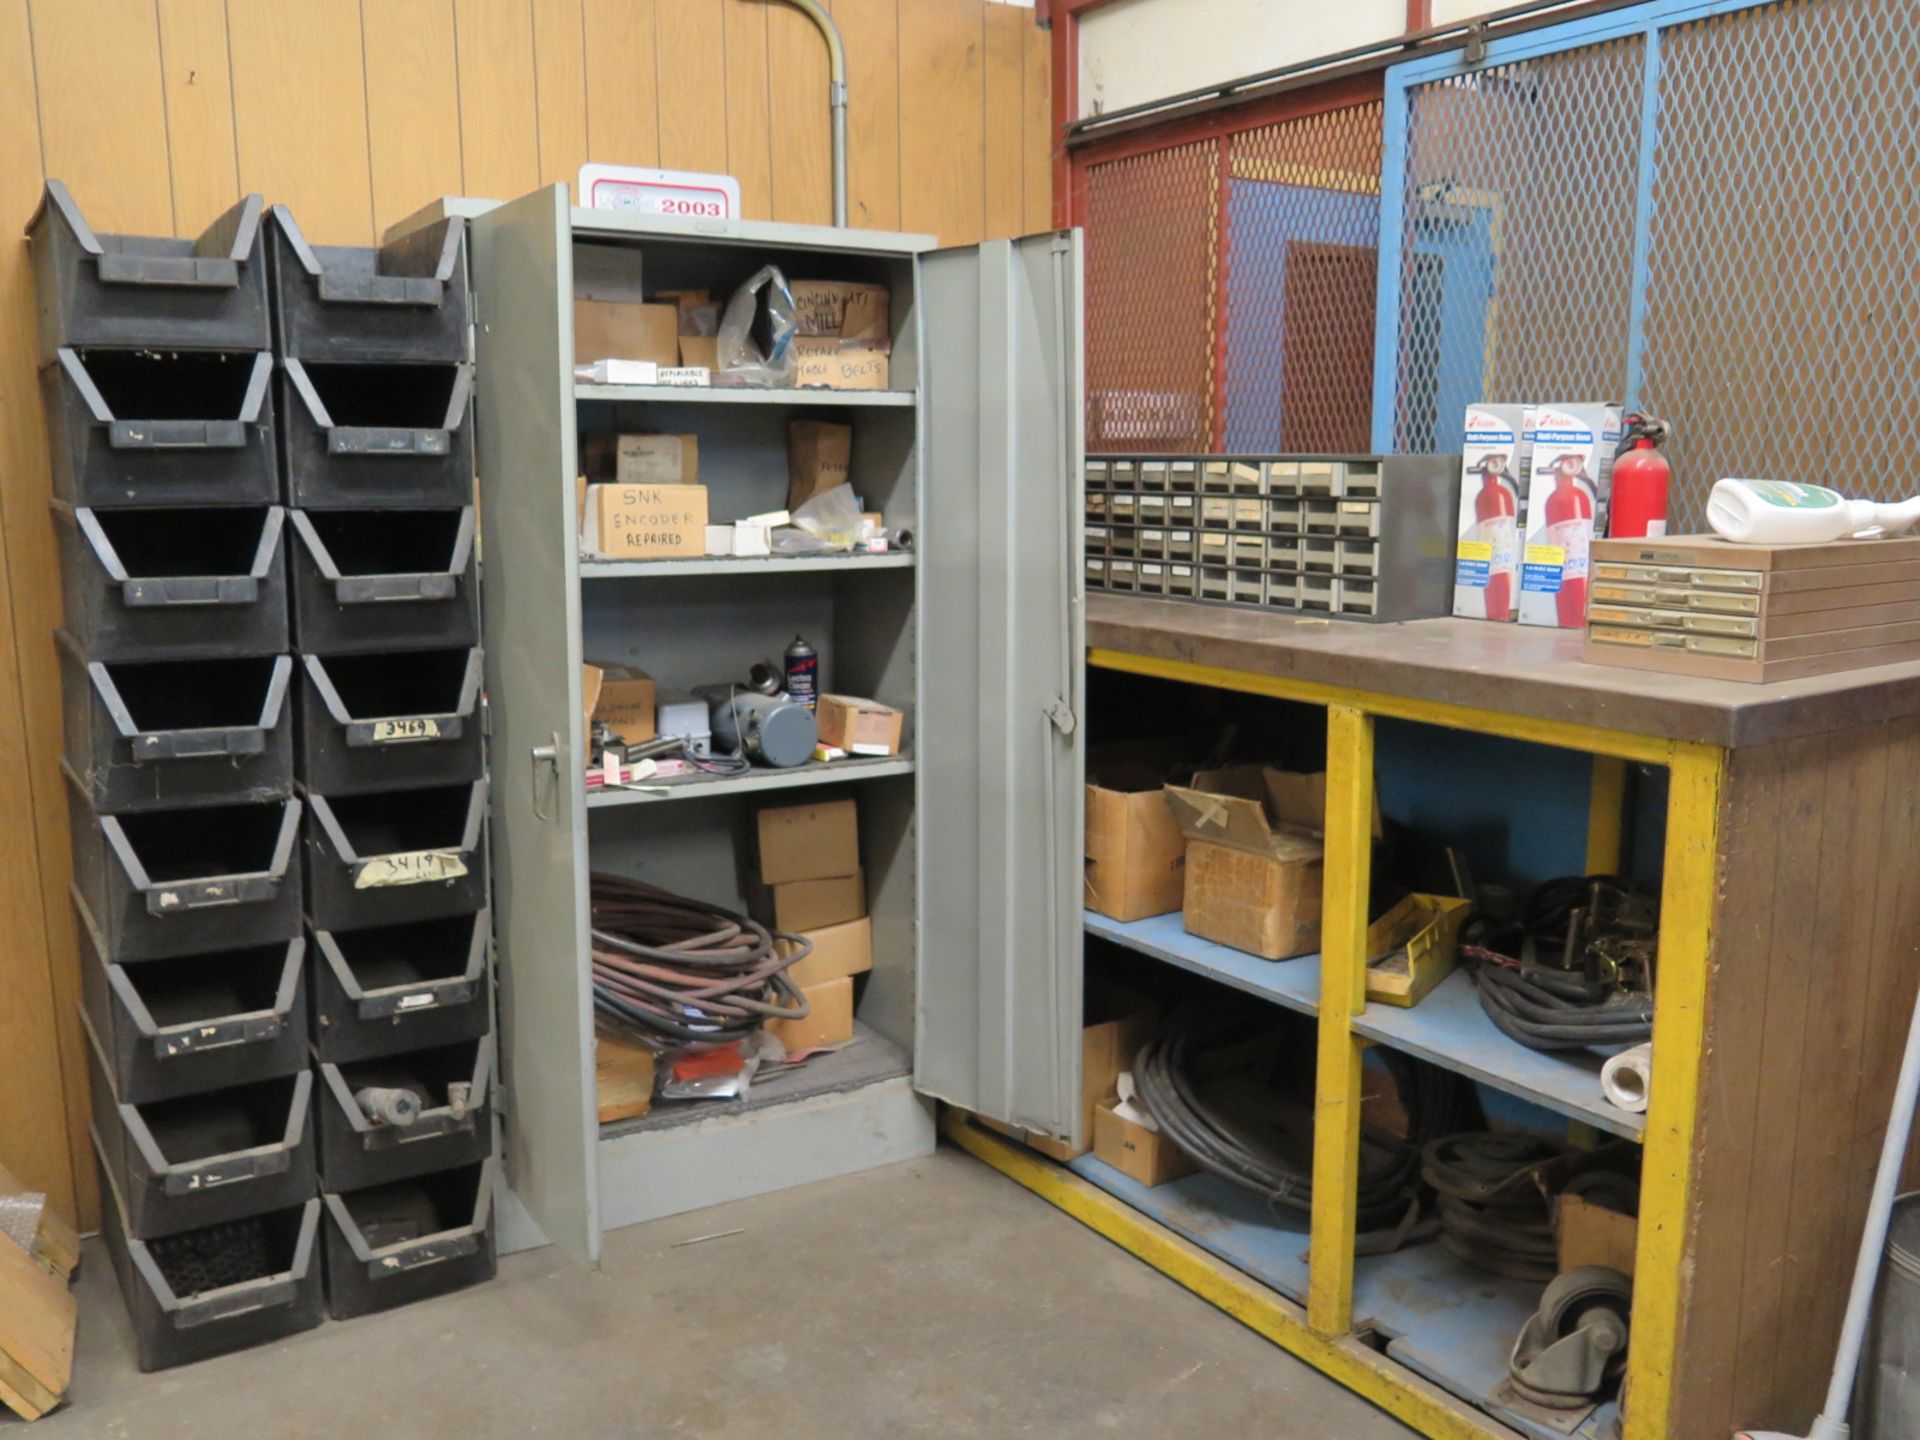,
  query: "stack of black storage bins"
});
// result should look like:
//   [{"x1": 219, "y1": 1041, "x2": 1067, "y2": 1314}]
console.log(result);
[
  {"x1": 271, "y1": 205, "x2": 496, "y2": 1325},
  {"x1": 34, "y1": 184, "x2": 496, "y2": 1372}
]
